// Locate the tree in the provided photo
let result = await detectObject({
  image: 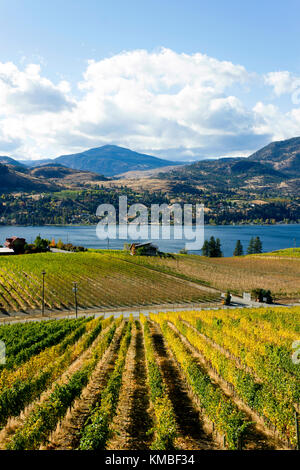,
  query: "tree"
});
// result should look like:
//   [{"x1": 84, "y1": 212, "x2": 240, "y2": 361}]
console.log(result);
[
  {"x1": 233, "y1": 240, "x2": 244, "y2": 256},
  {"x1": 247, "y1": 237, "x2": 255, "y2": 254},
  {"x1": 34, "y1": 236, "x2": 50, "y2": 252},
  {"x1": 208, "y1": 237, "x2": 216, "y2": 256},
  {"x1": 202, "y1": 237, "x2": 223, "y2": 257},
  {"x1": 215, "y1": 238, "x2": 223, "y2": 257},
  {"x1": 253, "y1": 236, "x2": 263, "y2": 254},
  {"x1": 247, "y1": 236, "x2": 263, "y2": 254},
  {"x1": 12, "y1": 238, "x2": 26, "y2": 254},
  {"x1": 201, "y1": 240, "x2": 210, "y2": 256},
  {"x1": 209, "y1": 236, "x2": 222, "y2": 257},
  {"x1": 57, "y1": 239, "x2": 64, "y2": 250},
  {"x1": 252, "y1": 288, "x2": 273, "y2": 304}
]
